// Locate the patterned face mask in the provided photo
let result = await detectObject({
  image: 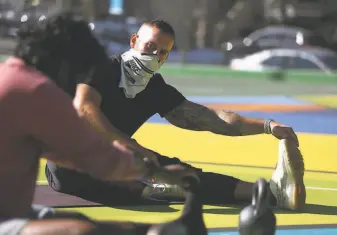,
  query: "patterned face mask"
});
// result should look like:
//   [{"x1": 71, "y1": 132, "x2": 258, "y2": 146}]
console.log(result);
[{"x1": 119, "y1": 49, "x2": 160, "y2": 98}]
